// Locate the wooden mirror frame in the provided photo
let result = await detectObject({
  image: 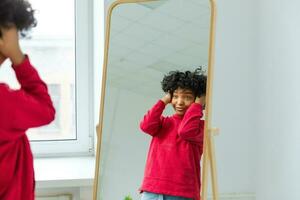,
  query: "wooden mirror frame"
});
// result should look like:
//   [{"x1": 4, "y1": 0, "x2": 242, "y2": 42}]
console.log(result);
[{"x1": 93, "y1": 0, "x2": 218, "y2": 200}]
